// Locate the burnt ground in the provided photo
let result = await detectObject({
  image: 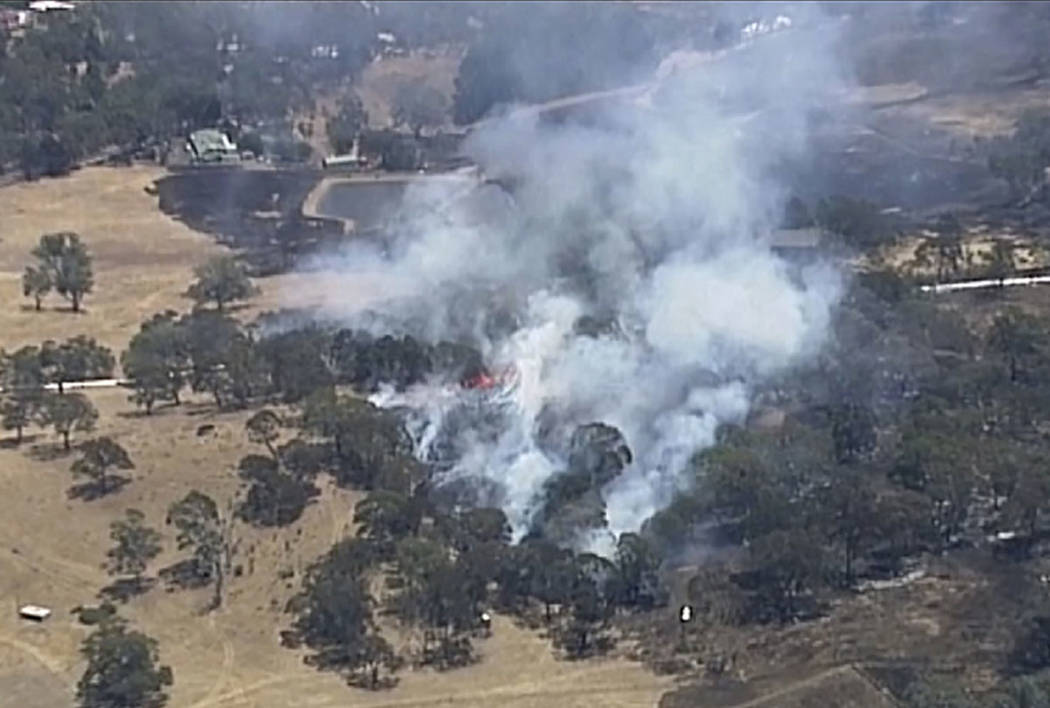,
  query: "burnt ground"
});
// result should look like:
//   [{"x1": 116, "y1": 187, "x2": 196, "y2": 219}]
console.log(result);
[
  {"x1": 781, "y1": 126, "x2": 995, "y2": 214},
  {"x1": 154, "y1": 168, "x2": 345, "y2": 275},
  {"x1": 144, "y1": 17, "x2": 1050, "y2": 704},
  {"x1": 154, "y1": 110, "x2": 1007, "y2": 282},
  {"x1": 660, "y1": 665, "x2": 897, "y2": 708},
  {"x1": 646, "y1": 552, "x2": 1046, "y2": 706}
]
